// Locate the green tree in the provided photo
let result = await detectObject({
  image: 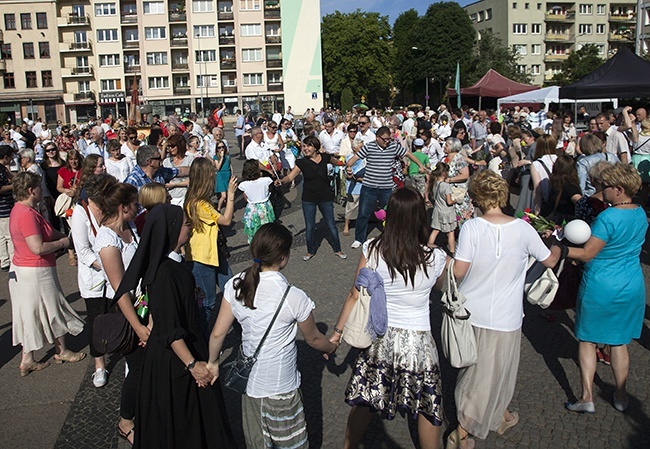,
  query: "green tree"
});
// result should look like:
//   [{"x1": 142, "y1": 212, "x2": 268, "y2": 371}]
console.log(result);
[
  {"x1": 392, "y1": 9, "x2": 421, "y2": 98},
  {"x1": 551, "y1": 44, "x2": 604, "y2": 86},
  {"x1": 340, "y1": 87, "x2": 354, "y2": 112},
  {"x1": 321, "y1": 10, "x2": 394, "y2": 105},
  {"x1": 466, "y1": 31, "x2": 531, "y2": 85}
]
